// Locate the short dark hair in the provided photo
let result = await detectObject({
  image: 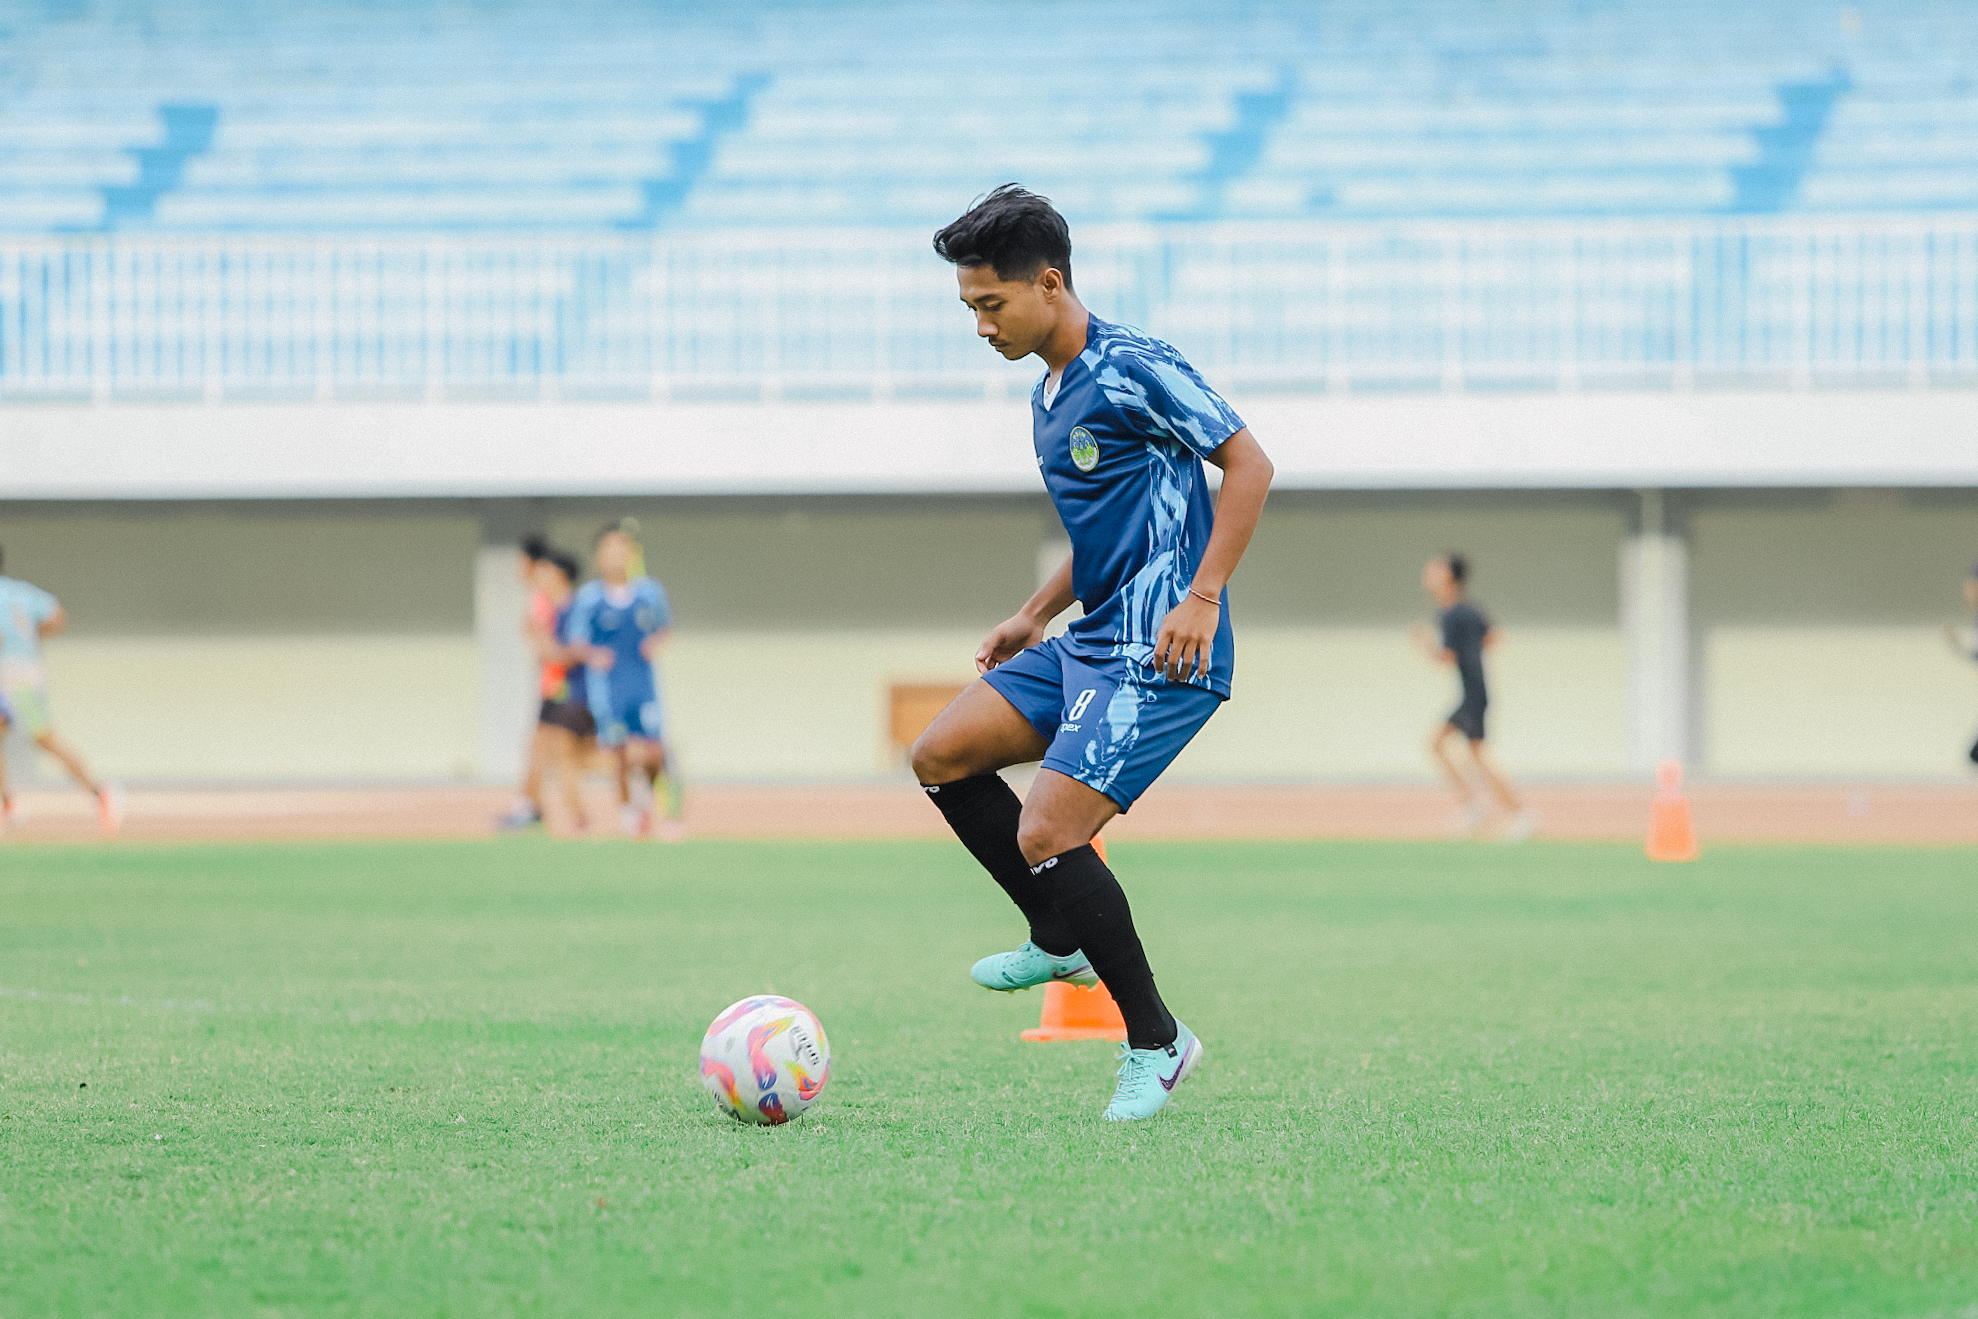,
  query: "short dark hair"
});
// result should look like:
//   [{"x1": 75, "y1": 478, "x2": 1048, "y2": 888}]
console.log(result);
[
  {"x1": 932, "y1": 184, "x2": 1073, "y2": 289},
  {"x1": 521, "y1": 535, "x2": 550, "y2": 561},
  {"x1": 1445, "y1": 552, "x2": 1468, "y2": 585},
  {"x1": 543, "y1": 549, "x2": 580, "y2": 584},
  {"x1": 595, "y1": 517, "x2": 639, "y2": 546}
]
